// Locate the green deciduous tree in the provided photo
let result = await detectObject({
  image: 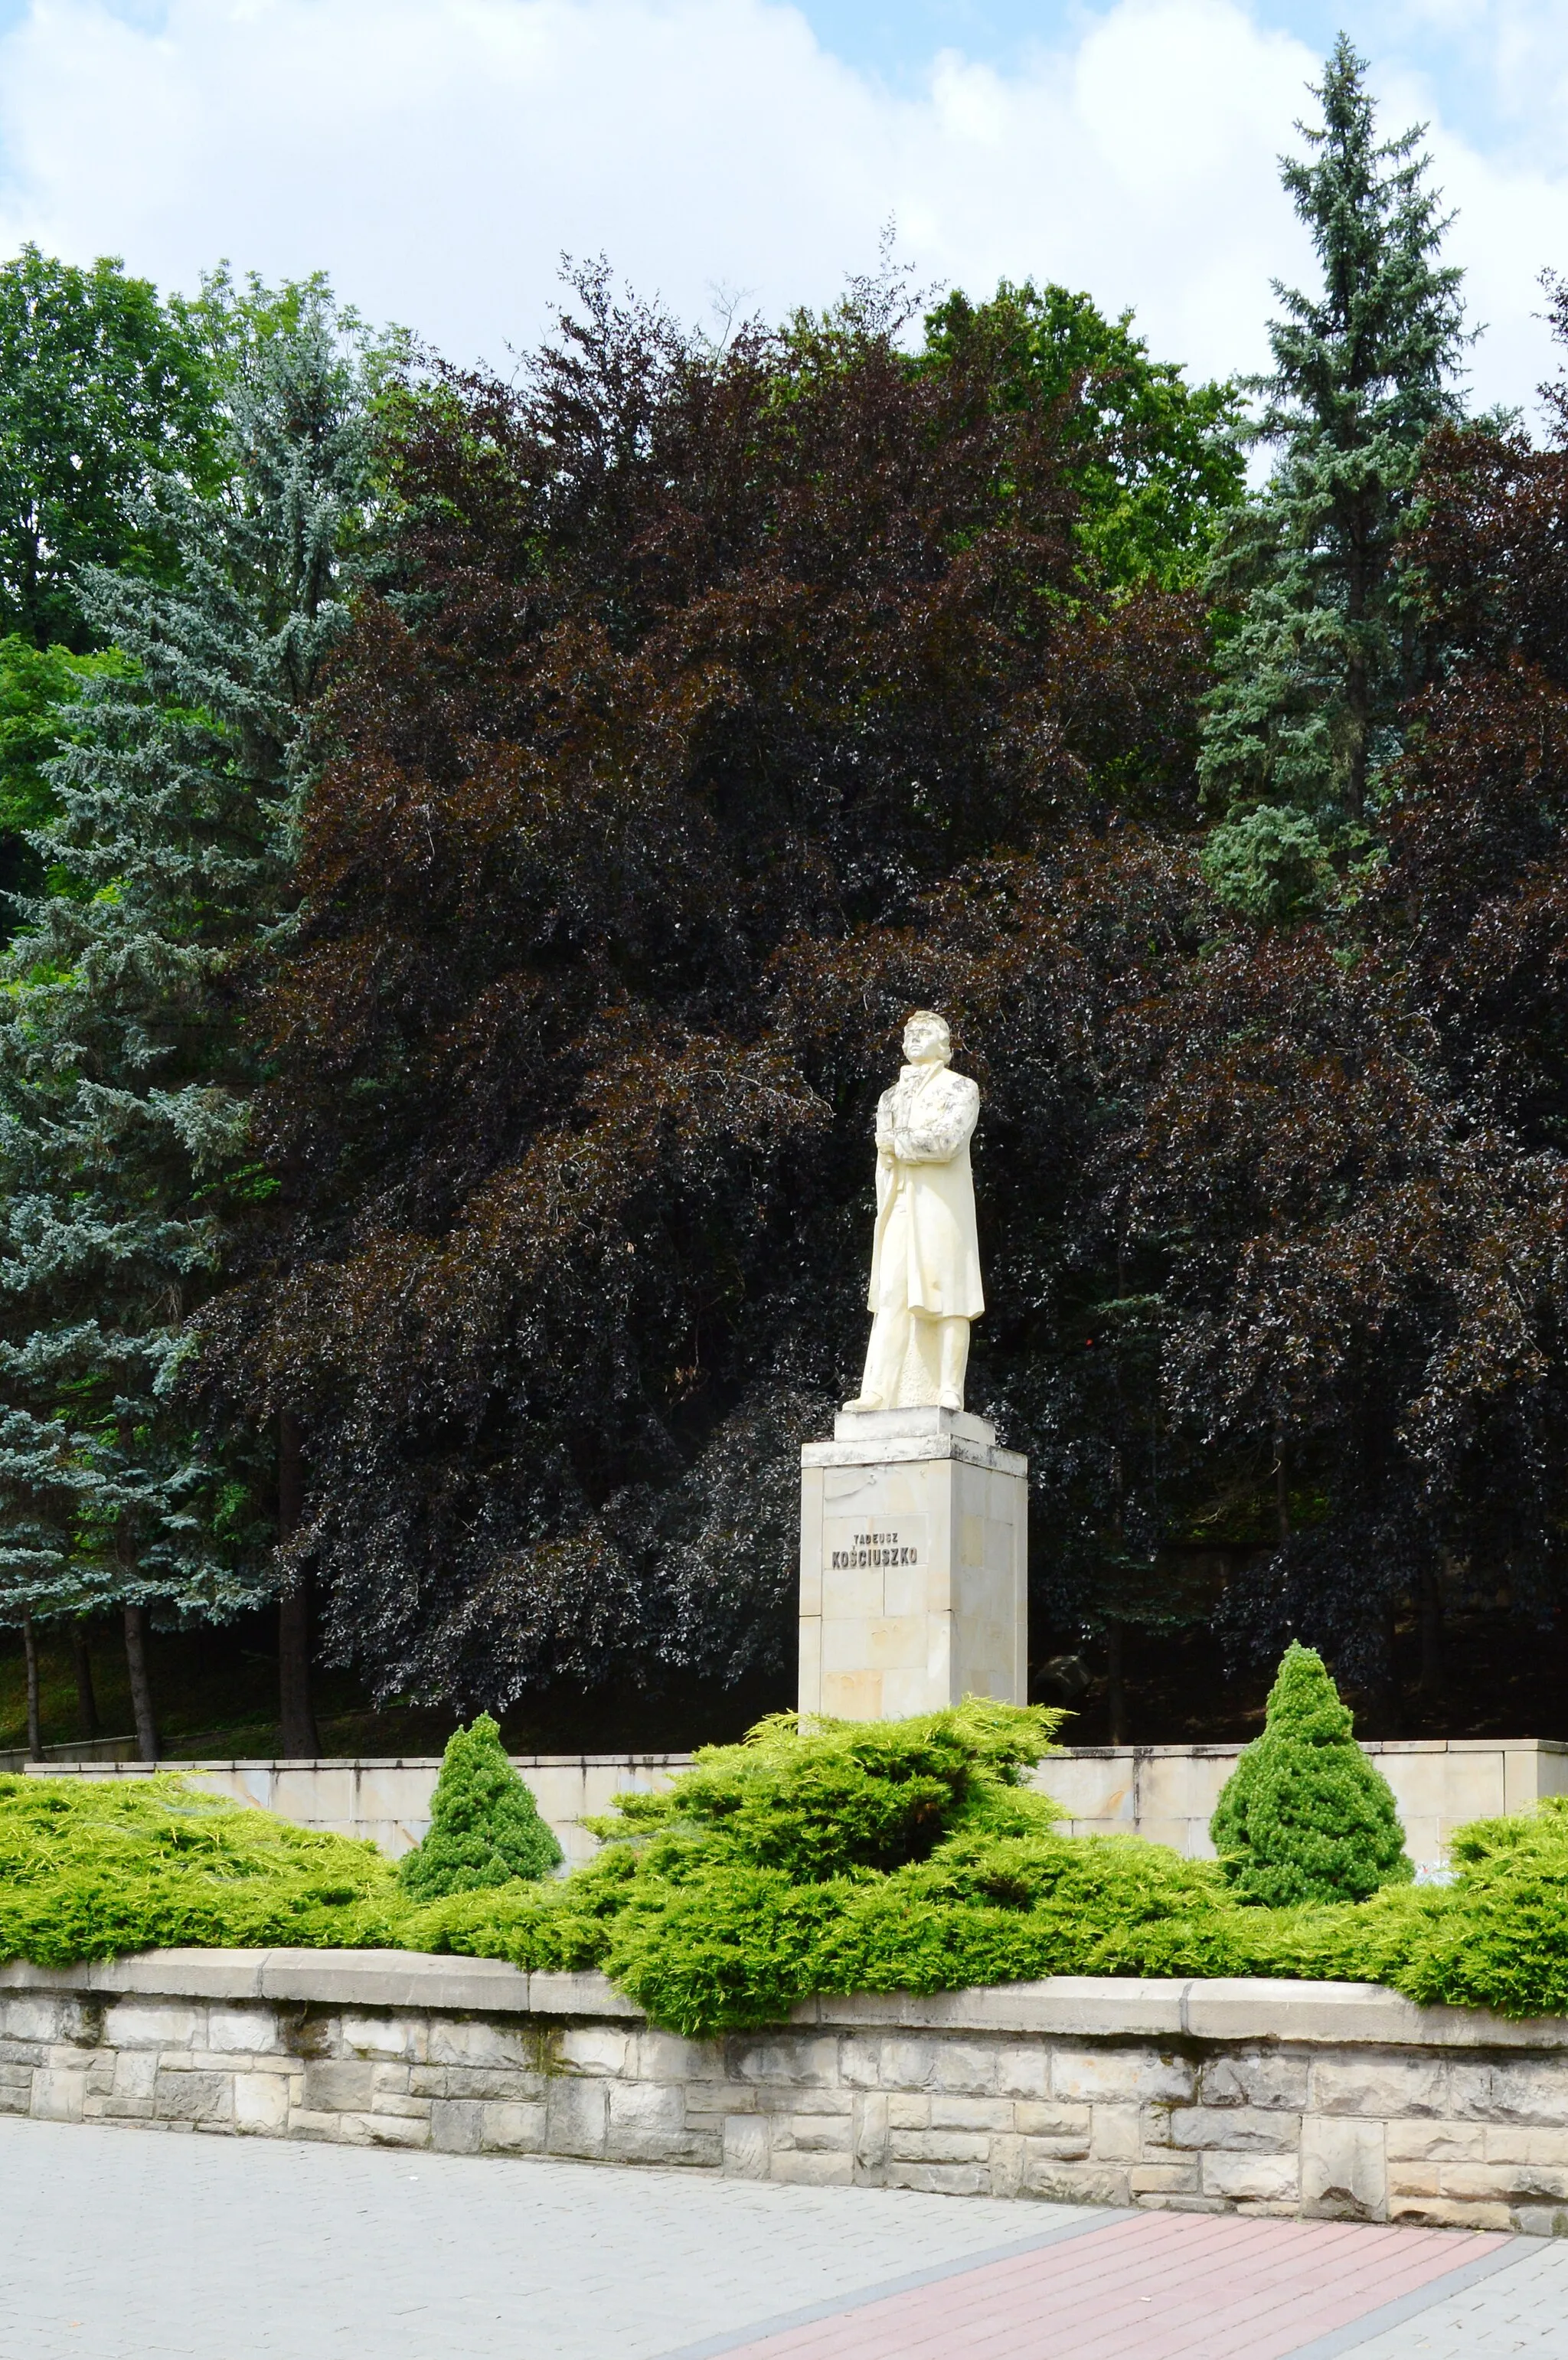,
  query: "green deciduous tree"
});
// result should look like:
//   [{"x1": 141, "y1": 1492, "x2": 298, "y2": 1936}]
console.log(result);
[
  {"x1": 0, "y1": 636, "x2": 126, "y2": 922},
  {"x1": 0, "y1": 246, "x2": 216, "y2": 652},
  {"x1": 922, "y1": 279, "x2": 1246, "y2": 590},
  {"x1": 1200, "y1": 37, "x2": 1468, "y2": 846},
  {"x1": 0, "y1": 283, "x2": 380, "y2": 1755},
  {"x1": 0, "y1": 263, "x2": 381, "y2": 936}
]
